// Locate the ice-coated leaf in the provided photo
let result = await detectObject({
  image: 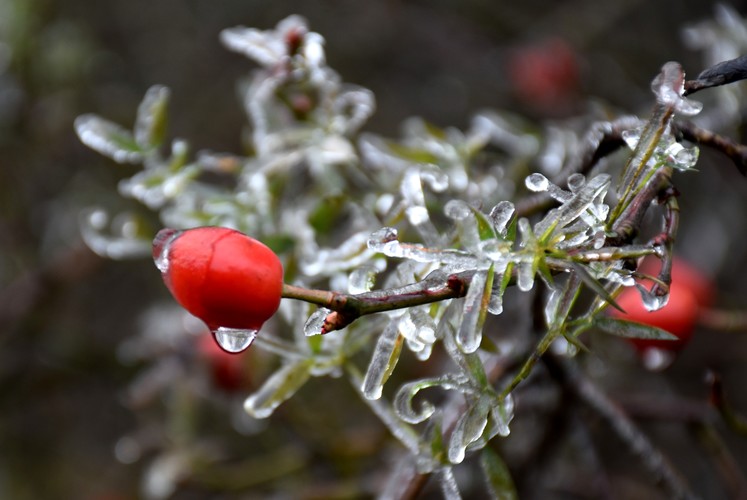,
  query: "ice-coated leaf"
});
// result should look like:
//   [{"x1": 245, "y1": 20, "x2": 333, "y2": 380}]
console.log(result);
[
  {"x1": 243, "y1": 359, "x2": 313, "y2": 418},
  {"x1": 220, "y1": 15, "x2": 310, "y2": 67},
  {"x1": 362, "y1": 319, "x2": 403, "y2": 400},
  {"x1": 304, "y1": 307, "x2": 331, "y2": 336},
  {"x1": 490, "y1": 394, "x2": 515, "y2": 437},
  {"x1": 79, "y1": 208, "x2": 151, "y2": 259},
  {"x1": 75, "y1": 114, "x2": 143, "y2": 164},
  {"x1": 593, "y1": 316, "x2": 678, "y2": 341},
  {"x1": 448, "y1": 399, "x2": 490, "y2": 463},
  {"x1": 456, "y1": 266, "x2": 493, "y2": 353},
  {"x1": 135, "y1": 85, "x2": 170, "y2": 150},
  {"x1": 393, "y1": 374, "x2": 470, "y2": 424},
  {"x1": 489, "y1": 201, "x2": 515, "y2": 238},
  {"x1": 441, "y1": 302, "x2": 490, "y2": 388},
  {"x1": 480, "y1": 447, "x2": 519, "y2": 500},
  {"x1": 569, "y1": 262, "x2": 624, "y2": 313}
]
